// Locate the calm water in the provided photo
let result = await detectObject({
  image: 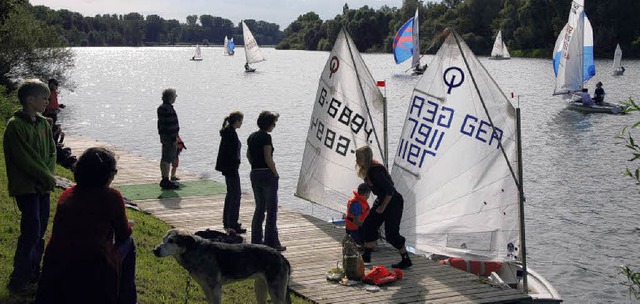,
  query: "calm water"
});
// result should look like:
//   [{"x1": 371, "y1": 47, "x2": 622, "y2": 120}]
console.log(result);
[{"x1": 59, "y1": 46, "x2": 640, "y2": 303}]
